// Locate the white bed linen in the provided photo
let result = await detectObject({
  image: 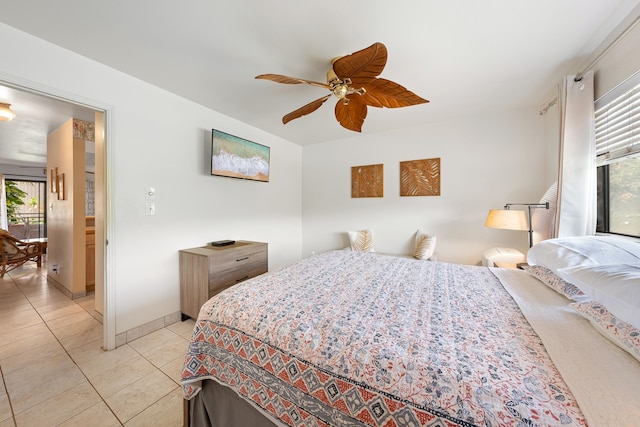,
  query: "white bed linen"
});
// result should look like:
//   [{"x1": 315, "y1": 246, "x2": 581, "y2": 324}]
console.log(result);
[{"x1": 493, "y1": 268, "x2": 640, "y2": 426}]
